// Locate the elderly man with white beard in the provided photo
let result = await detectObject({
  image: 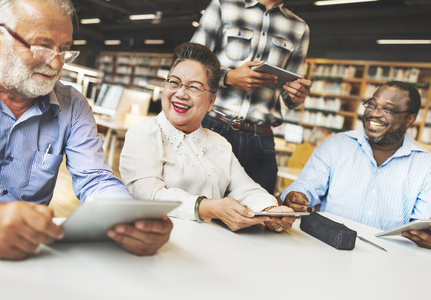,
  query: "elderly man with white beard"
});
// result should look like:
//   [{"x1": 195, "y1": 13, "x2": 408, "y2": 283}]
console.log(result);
[{"x1": 0, "y1": 0, "x2": 173, "y2": 260}]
